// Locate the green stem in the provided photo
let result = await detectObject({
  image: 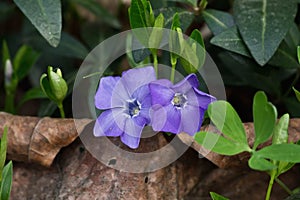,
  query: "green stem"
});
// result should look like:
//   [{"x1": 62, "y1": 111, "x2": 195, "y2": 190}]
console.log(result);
[
  {"x1": 57, "y1": 103, "x2": 65, "y2": 118},
  {"x1": 275, "y1": 178, "x2": 292, "y2": 195},
  {"x1": 153, "y1": 52, "x2": 158, "y2": 76},
  {"x1": 170, "y1": 62, "x2": 176, "y2": 83},
  {"x1": 4, "y1": 92, "x2": 16, "y2": 114},
  {"x1": 265, "y1": 174, "x2": 275, "y2": 200}
]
